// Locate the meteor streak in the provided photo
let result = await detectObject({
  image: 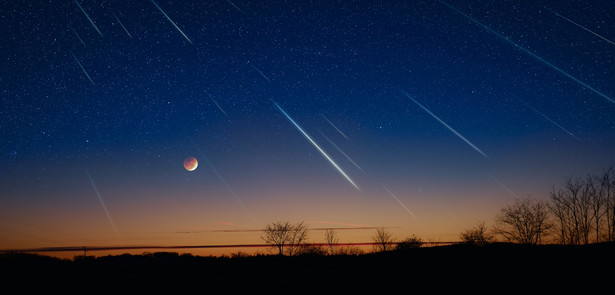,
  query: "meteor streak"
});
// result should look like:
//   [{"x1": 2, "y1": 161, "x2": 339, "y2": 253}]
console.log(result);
[
  {"x1": 544, "y1": 6, "x2": 615, "y2": 47},
  {"x1": 73, "y1": 0, "x2": 103, "y2": 37},
  {"x1": 485, "y1": 171, "x2": 520, "y2": 200},
  {"x1": 70, "y1": 51, "x2": 95, "y2": 85},
  {"x1": 321, "y1": 114, "x2": 349, "y2": 140},
  {"x1": 274, "y1": 102, "x2": 361, "y2": 191},
  {"x1": 86, "y1": 171, "x2": 119, "y2": 235},
  {"x1": 225, "y1": 0, "x2": 245, "y2": 14},
  {"x1": 382, "y1": 183, "x2": 418, "y2": 219},
  {"x1": 209, "y1": 94, "x2": 228, "y2": 117},
  {"x1": 111, "y1": 12, "x2": 133, "y2": 39},
  {"x1": 401, "y1": 90, "x2": 489, "y2": 159},
  {"x1": 188, "y1": 137, "x2": 257, "y2": 224},
  {"x1": 150, "y1": 0, "x2": 192, "y2": 44},
  {"x1": 436, "y1": 0, "x2": 615, "y2": 104},
  {"x1": 514, "y1": 95, "x2": 581, "y2": 141},
  {"x1": 318, "y1": 131, "x2": 364, "y2": 173},
  {"x1": 249, "y1": 63, "x2": 271, "y2": 82},
  {"x1": 69, "y1": 25, "x2": 86, "y2": 47}
]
